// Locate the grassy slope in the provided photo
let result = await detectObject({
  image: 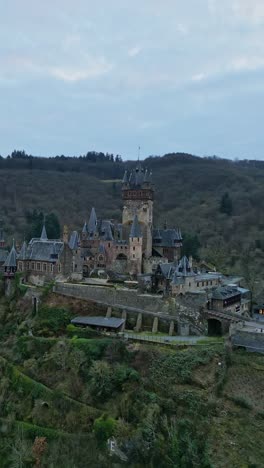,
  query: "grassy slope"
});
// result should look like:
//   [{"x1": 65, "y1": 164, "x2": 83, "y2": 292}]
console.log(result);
[{"x1": 0, "y1": 292, "x2": 264, "y2": 467}]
